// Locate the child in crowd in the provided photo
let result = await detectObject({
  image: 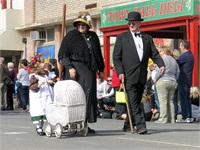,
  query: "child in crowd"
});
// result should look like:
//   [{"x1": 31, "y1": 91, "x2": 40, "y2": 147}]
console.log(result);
[
  {"x1": 29, "y1": 56, "x2": 54, "y2": 136},
  {"x1": 146, "y1": 63, "x2": 159, "y2": 120}
]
